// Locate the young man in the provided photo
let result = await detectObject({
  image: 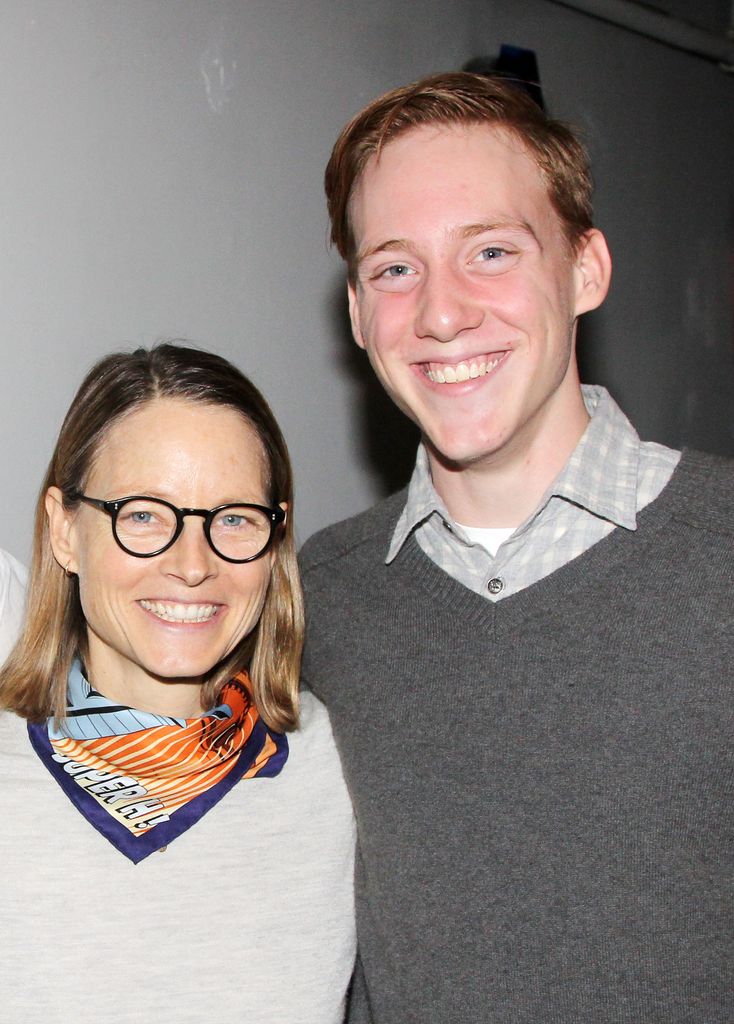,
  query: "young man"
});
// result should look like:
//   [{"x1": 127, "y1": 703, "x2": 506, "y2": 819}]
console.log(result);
[{"x1": 301, "y1": 73, "x2": 733, "y2": 1023}]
